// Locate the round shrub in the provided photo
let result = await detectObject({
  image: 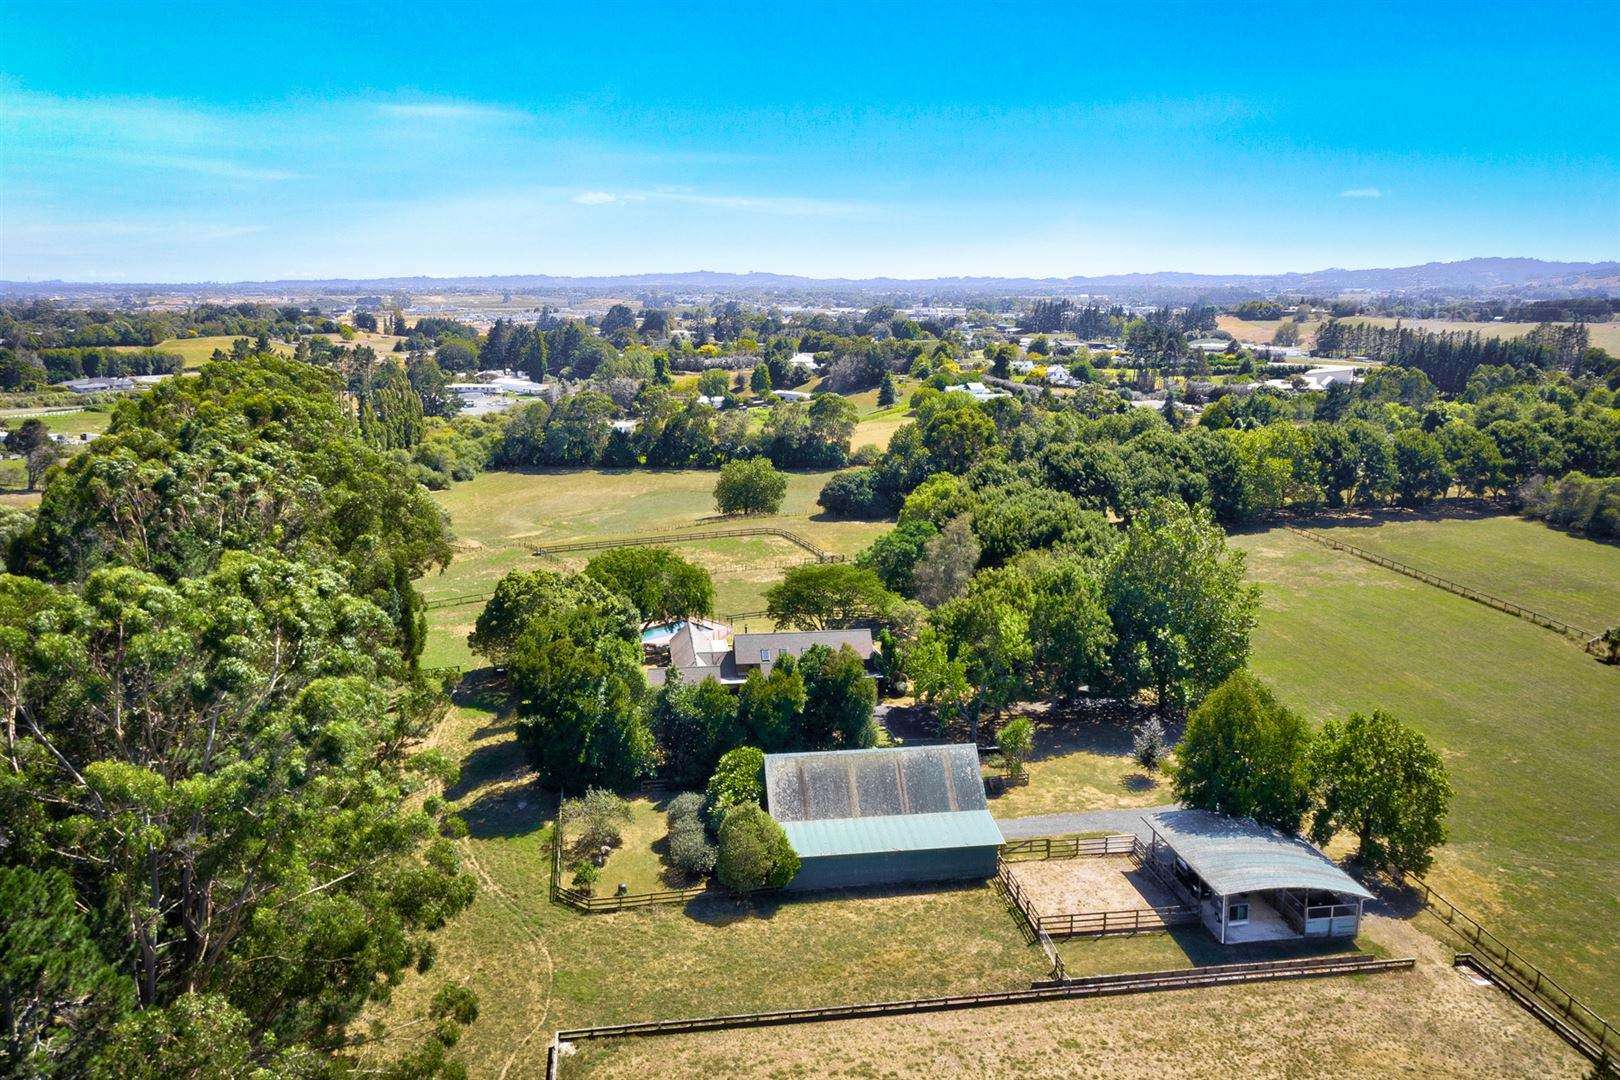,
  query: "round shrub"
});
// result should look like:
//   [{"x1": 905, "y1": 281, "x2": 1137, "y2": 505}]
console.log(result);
[
  {"x1": 715, "y1": 804, "x2": 800, "y2": 891},
  {"x1": 668, "y1": 828, "x2": 718, "y2": 877},
  {"x1": 666, "y1": 791, "x2": 706, "y2": 829}
]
